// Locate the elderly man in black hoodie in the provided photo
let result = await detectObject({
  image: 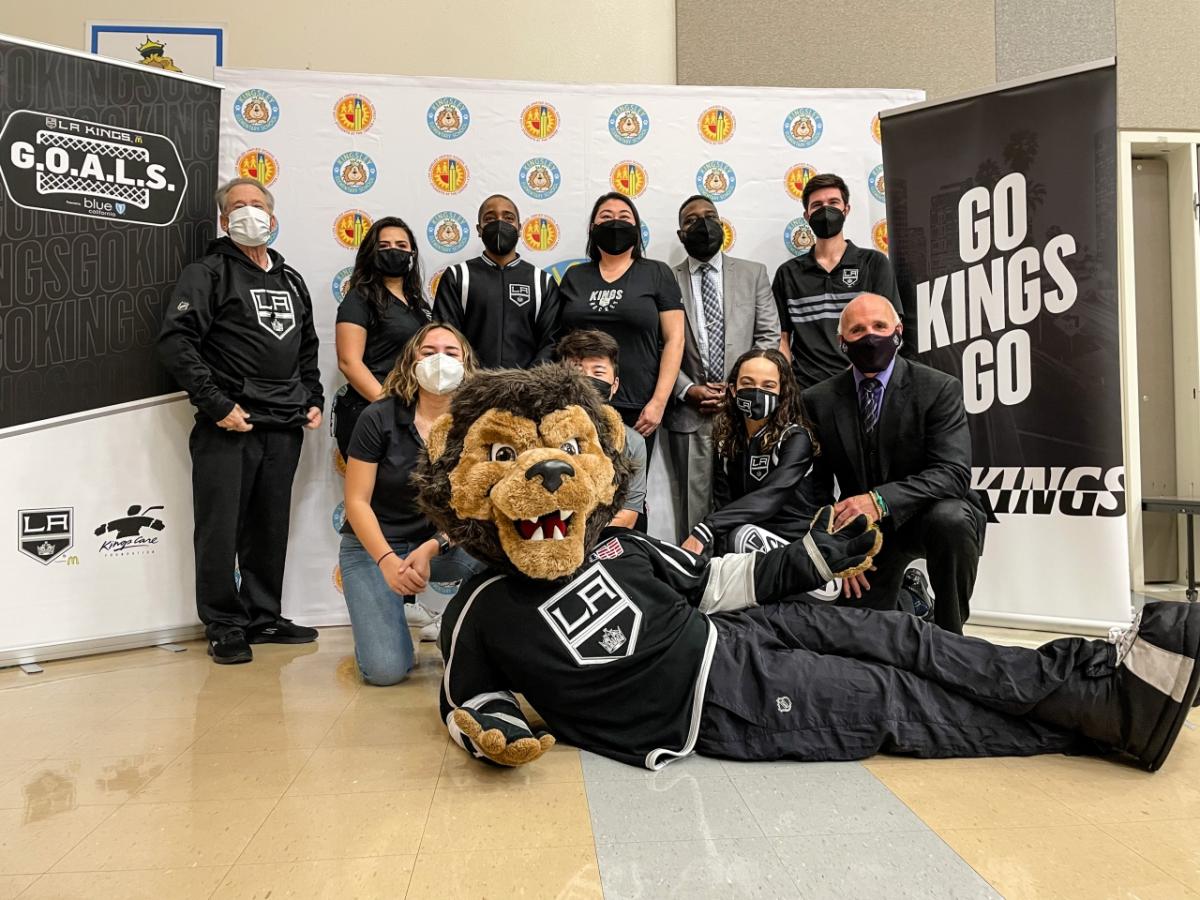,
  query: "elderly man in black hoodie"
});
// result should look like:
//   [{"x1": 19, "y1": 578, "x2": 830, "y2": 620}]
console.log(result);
[{"x1": 159, "y1": 177, "x2": 324, "y2": 664}]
